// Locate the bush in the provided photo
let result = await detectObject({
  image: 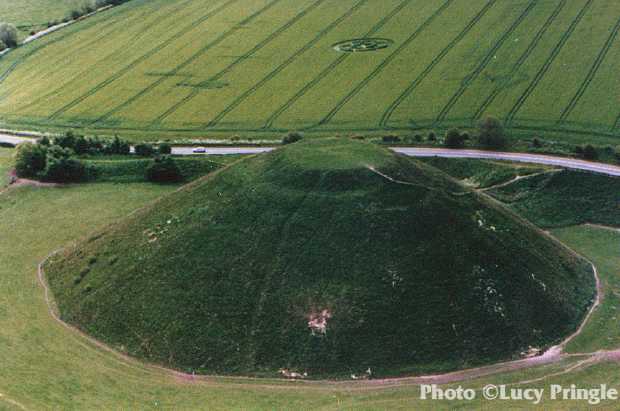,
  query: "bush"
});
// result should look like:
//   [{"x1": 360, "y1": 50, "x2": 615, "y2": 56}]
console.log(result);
[
  {"x1": 74, "y1": 136, "x2": 91, "y2": 155},
  {"x1": 282, "y1": 132, "x2": 303, "y2": 145},
  {"x1": 444, "y1": 128, "x2": 465, "y2": 148},
  {"x1": 532, "y1": 137, "x2": 542, "y2": 148},
  {"x1": 478, "y1": 116, "x2": 506, "y2": 149},
  {"x1": 0, "y1": 40, "x2": 6, "y2": 52},
  {"x1": 105, "y1": 135, "x2": 130, "y2": 155},
  {"x1": 414, "y1": 134, "x2": 423, "y2": 142},
  {"x1": 582, "y1": 145, "x2": 597, "y2": 161},
  {"x1": 135, "y1": 143, "x2": 155, "y2": 157},
  {"x1": 70, "y1": 9, "x2": 83, "y2": 20},
  {"x1": 0, "y1": 23, "x2": 18, "y2": 48},
  {"x1": 615, "y1": 146, "x2": 620, "y2": 163},
  {"x1": 54, "y1": 131, "x2": 77, "y2": 150},
  {"x1": 40, "y1": 145, "x2": 89, "y2": 182},
  {"x1": 14, "y1": 143, "x2": 48, "y2": 178},
  {"x1": 158, "y1": 143, "x2": 172, "y2": 155},
  {"x1": 382, "y1": 135, "x2": 401, "y2": 143},
  {"x1": 146, "y1": 156, "x2": 182, "y2": 183},
  {"x1": 428, "y1": 132, "x2": 437, "y2": 141},
  {"x1": 39, "y1": 136, "x2": 51, "y2": 146}
]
